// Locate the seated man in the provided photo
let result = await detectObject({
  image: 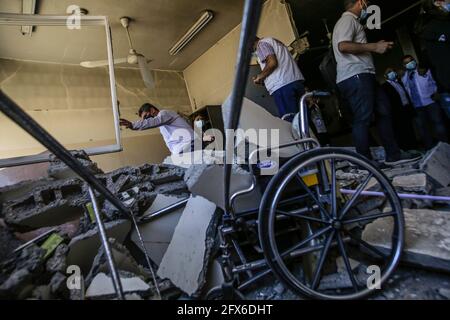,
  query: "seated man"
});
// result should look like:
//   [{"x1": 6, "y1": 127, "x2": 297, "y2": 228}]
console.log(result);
[{"x1": 120, "y1": 103, "x2": 195, "y2": 155}]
